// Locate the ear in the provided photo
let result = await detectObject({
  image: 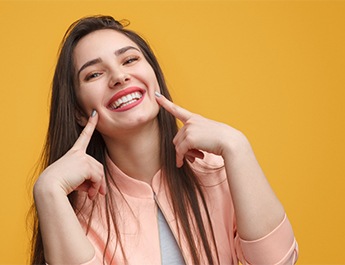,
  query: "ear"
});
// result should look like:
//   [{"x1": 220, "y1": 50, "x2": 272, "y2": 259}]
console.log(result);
[{"x1": 75, "y1": 108, "x2": 88, "y2": 127}]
